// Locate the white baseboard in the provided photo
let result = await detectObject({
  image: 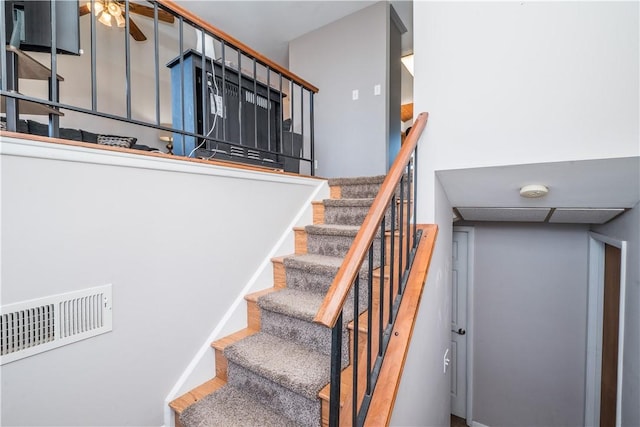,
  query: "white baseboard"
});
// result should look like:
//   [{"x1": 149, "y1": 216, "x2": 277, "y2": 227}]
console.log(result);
[{"x1": 471, "y1": 421, "x2": 490, "y2": 427}]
